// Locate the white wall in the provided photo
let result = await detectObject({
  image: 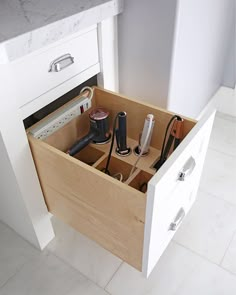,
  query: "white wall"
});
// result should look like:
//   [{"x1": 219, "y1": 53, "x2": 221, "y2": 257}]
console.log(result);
[
  {"x1": 223, "y1": 18, "x2": 235, "y2": 88},
  {"x1": 168, "y1": 0, "x2": 235, "y2": 118},
  {"x1": 118, "y1": 0, "x2": 177, "y2": 108}
]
